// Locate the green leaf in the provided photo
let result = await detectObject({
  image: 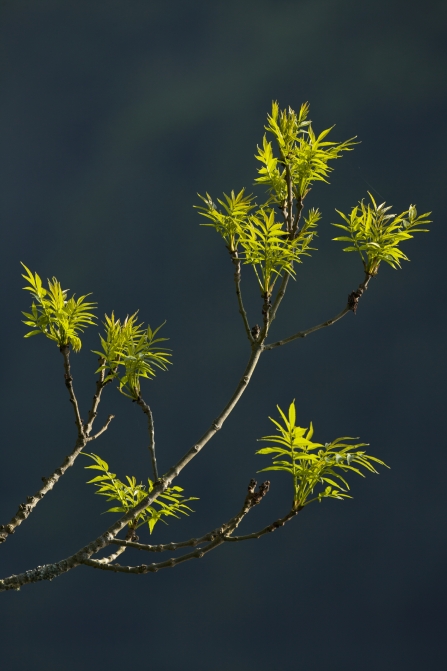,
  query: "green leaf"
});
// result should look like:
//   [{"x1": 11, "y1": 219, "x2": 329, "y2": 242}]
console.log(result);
[{"x1": 256, "y1": 402, "x2": 388, "y2": 506}]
